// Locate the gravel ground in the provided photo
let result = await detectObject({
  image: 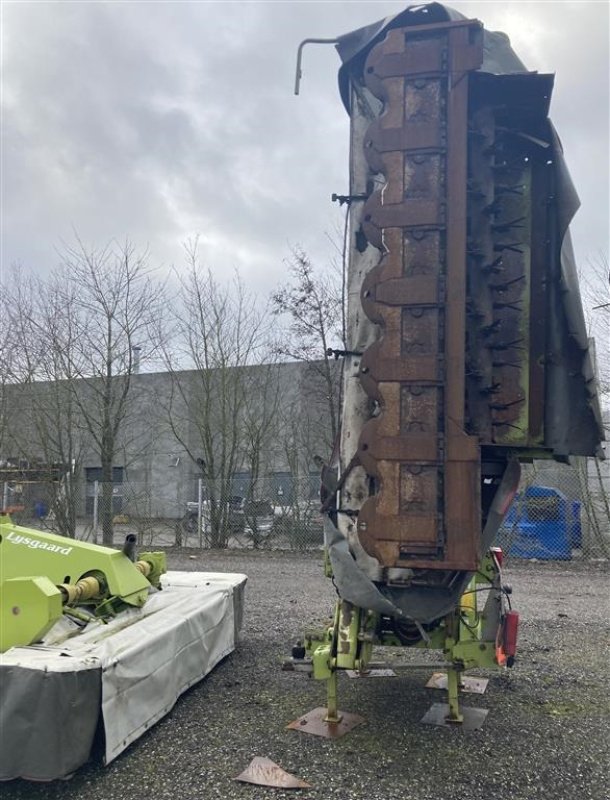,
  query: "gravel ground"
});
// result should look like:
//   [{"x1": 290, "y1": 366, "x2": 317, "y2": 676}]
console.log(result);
[{"x1": 4, "y1": 551, "x2": 609, "y2": 800}]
